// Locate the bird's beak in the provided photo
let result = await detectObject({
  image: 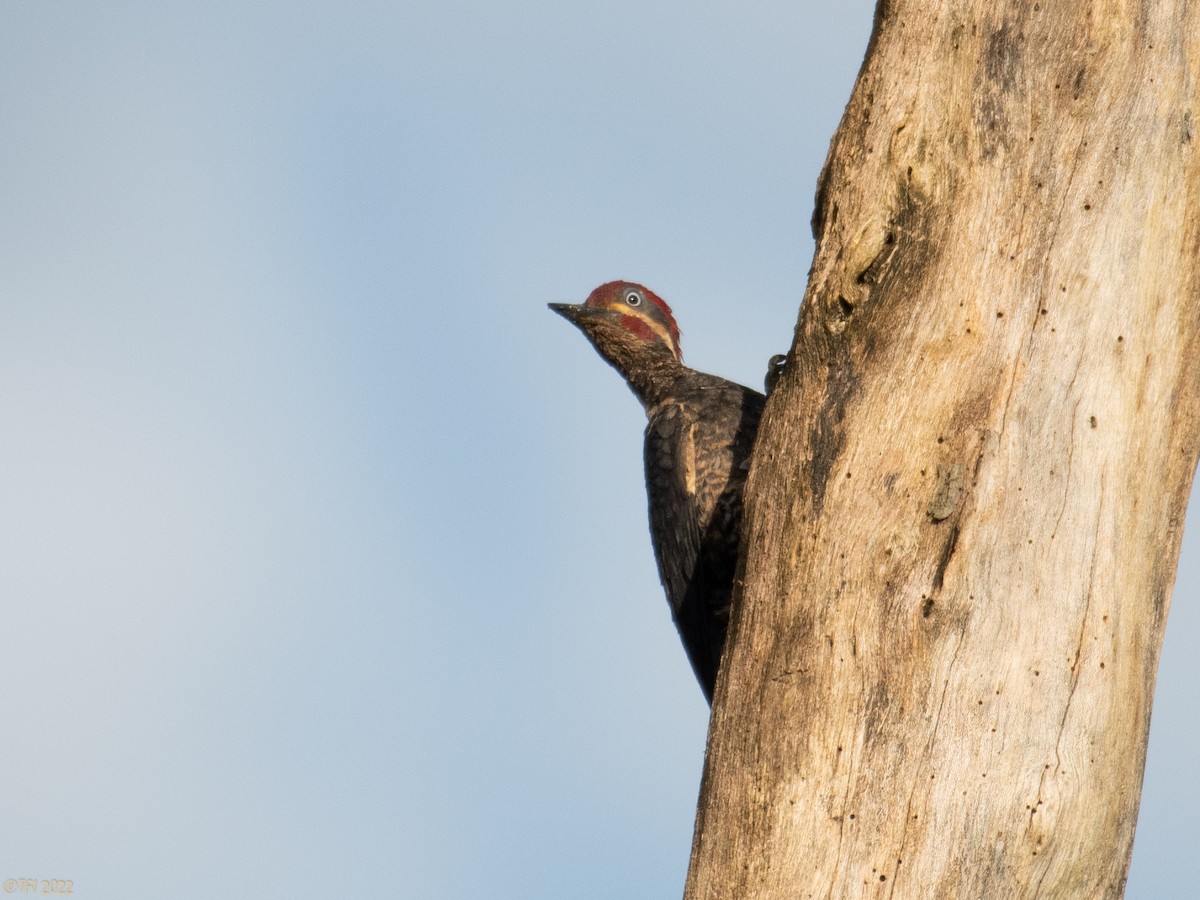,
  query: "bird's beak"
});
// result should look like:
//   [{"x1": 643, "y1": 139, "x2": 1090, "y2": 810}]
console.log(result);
[
  {"x1": 549, "y1": 303, "x2": 596, "y2": 331},
  {"x1": 548, "y1": 302, "x2": 584, "y2": 322},
  {"x1": 548, "y1": 302, "x2": 615, "y2": 325}
]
